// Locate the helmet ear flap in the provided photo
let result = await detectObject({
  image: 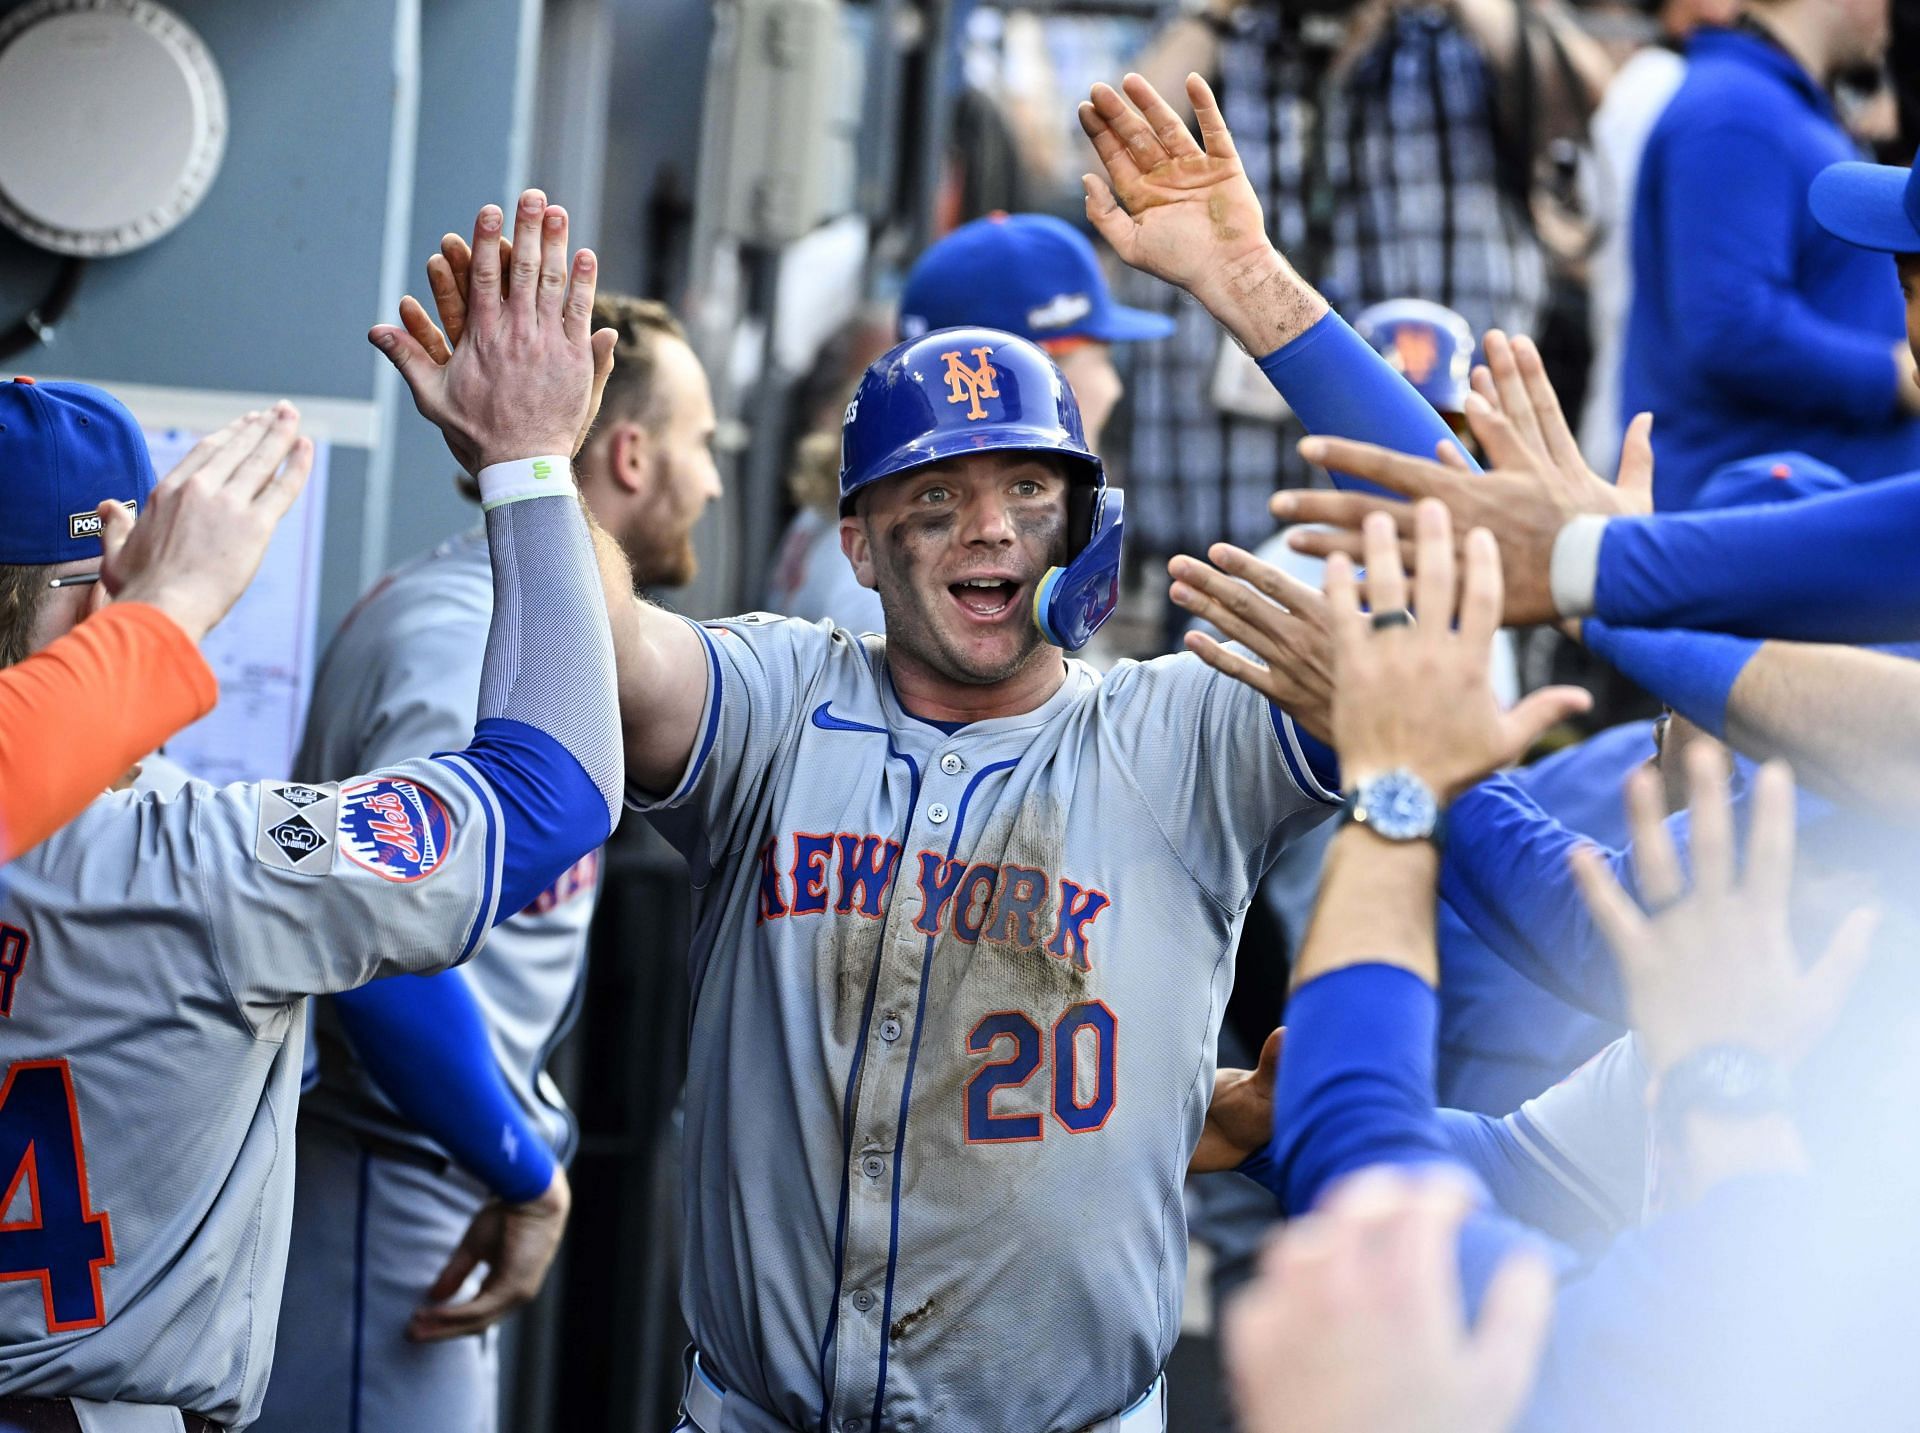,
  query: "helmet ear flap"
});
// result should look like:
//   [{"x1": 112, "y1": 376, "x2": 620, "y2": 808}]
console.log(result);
[{"x1": 1034, "y1": 488, "x2": 1124, "y2": 652}]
